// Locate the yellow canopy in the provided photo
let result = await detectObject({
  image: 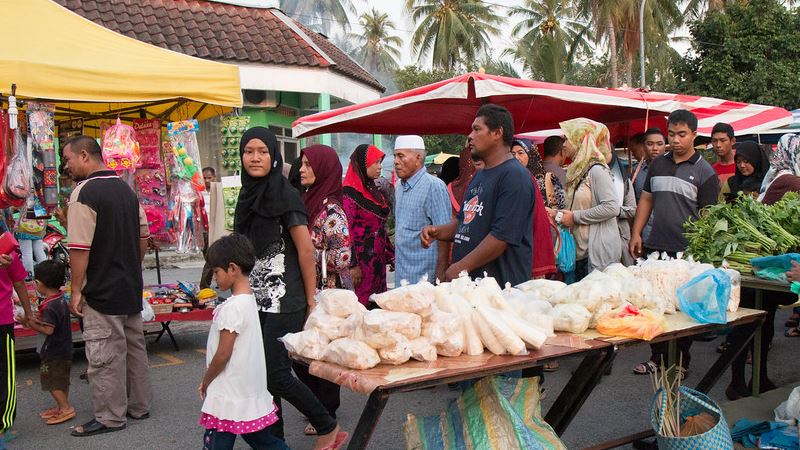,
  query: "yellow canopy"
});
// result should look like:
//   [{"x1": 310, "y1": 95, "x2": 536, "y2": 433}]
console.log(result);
[{"x1": 0, "y1": 0, "x2": 242, "y2": 123}]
